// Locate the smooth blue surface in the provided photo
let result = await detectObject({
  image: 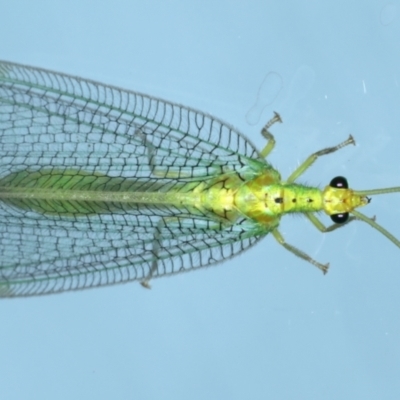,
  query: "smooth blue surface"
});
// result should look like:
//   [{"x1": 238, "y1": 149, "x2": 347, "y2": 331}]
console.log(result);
[{"x1": 1, "y1": 1, "x2": 400, "y2": 399}]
